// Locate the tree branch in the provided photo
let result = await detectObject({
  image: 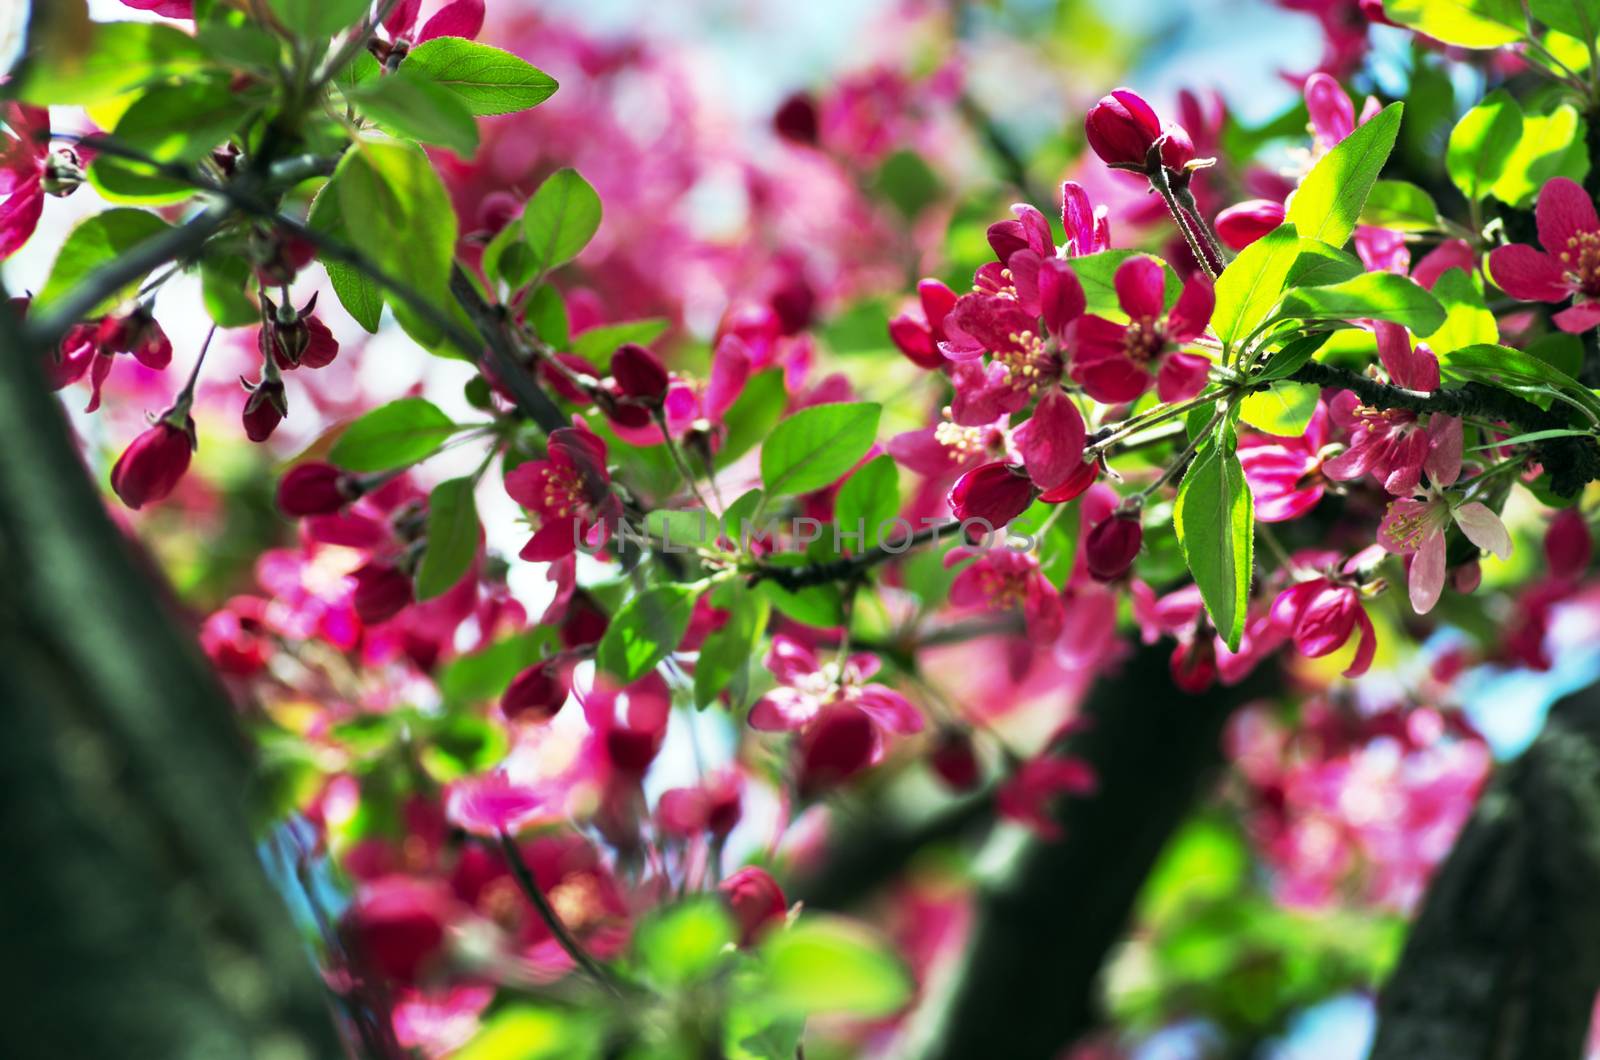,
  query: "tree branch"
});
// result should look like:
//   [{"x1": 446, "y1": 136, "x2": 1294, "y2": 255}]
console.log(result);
[{"x1": 748, "y1": 521, "x2": 961, "y2": 590}]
